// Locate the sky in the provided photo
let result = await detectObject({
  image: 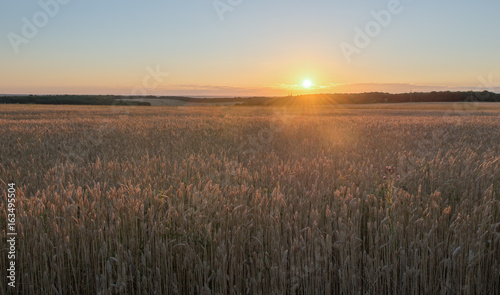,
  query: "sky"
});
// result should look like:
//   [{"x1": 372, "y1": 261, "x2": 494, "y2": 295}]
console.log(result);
[{"x1": 1, "y1": 0, "x2": 499, "y2": 97}]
